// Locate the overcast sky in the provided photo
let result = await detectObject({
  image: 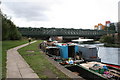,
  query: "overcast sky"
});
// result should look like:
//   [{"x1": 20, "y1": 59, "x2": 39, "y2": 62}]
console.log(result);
[{"x1": 1, "y1": 0, "x2": 120, "y2": 29}]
